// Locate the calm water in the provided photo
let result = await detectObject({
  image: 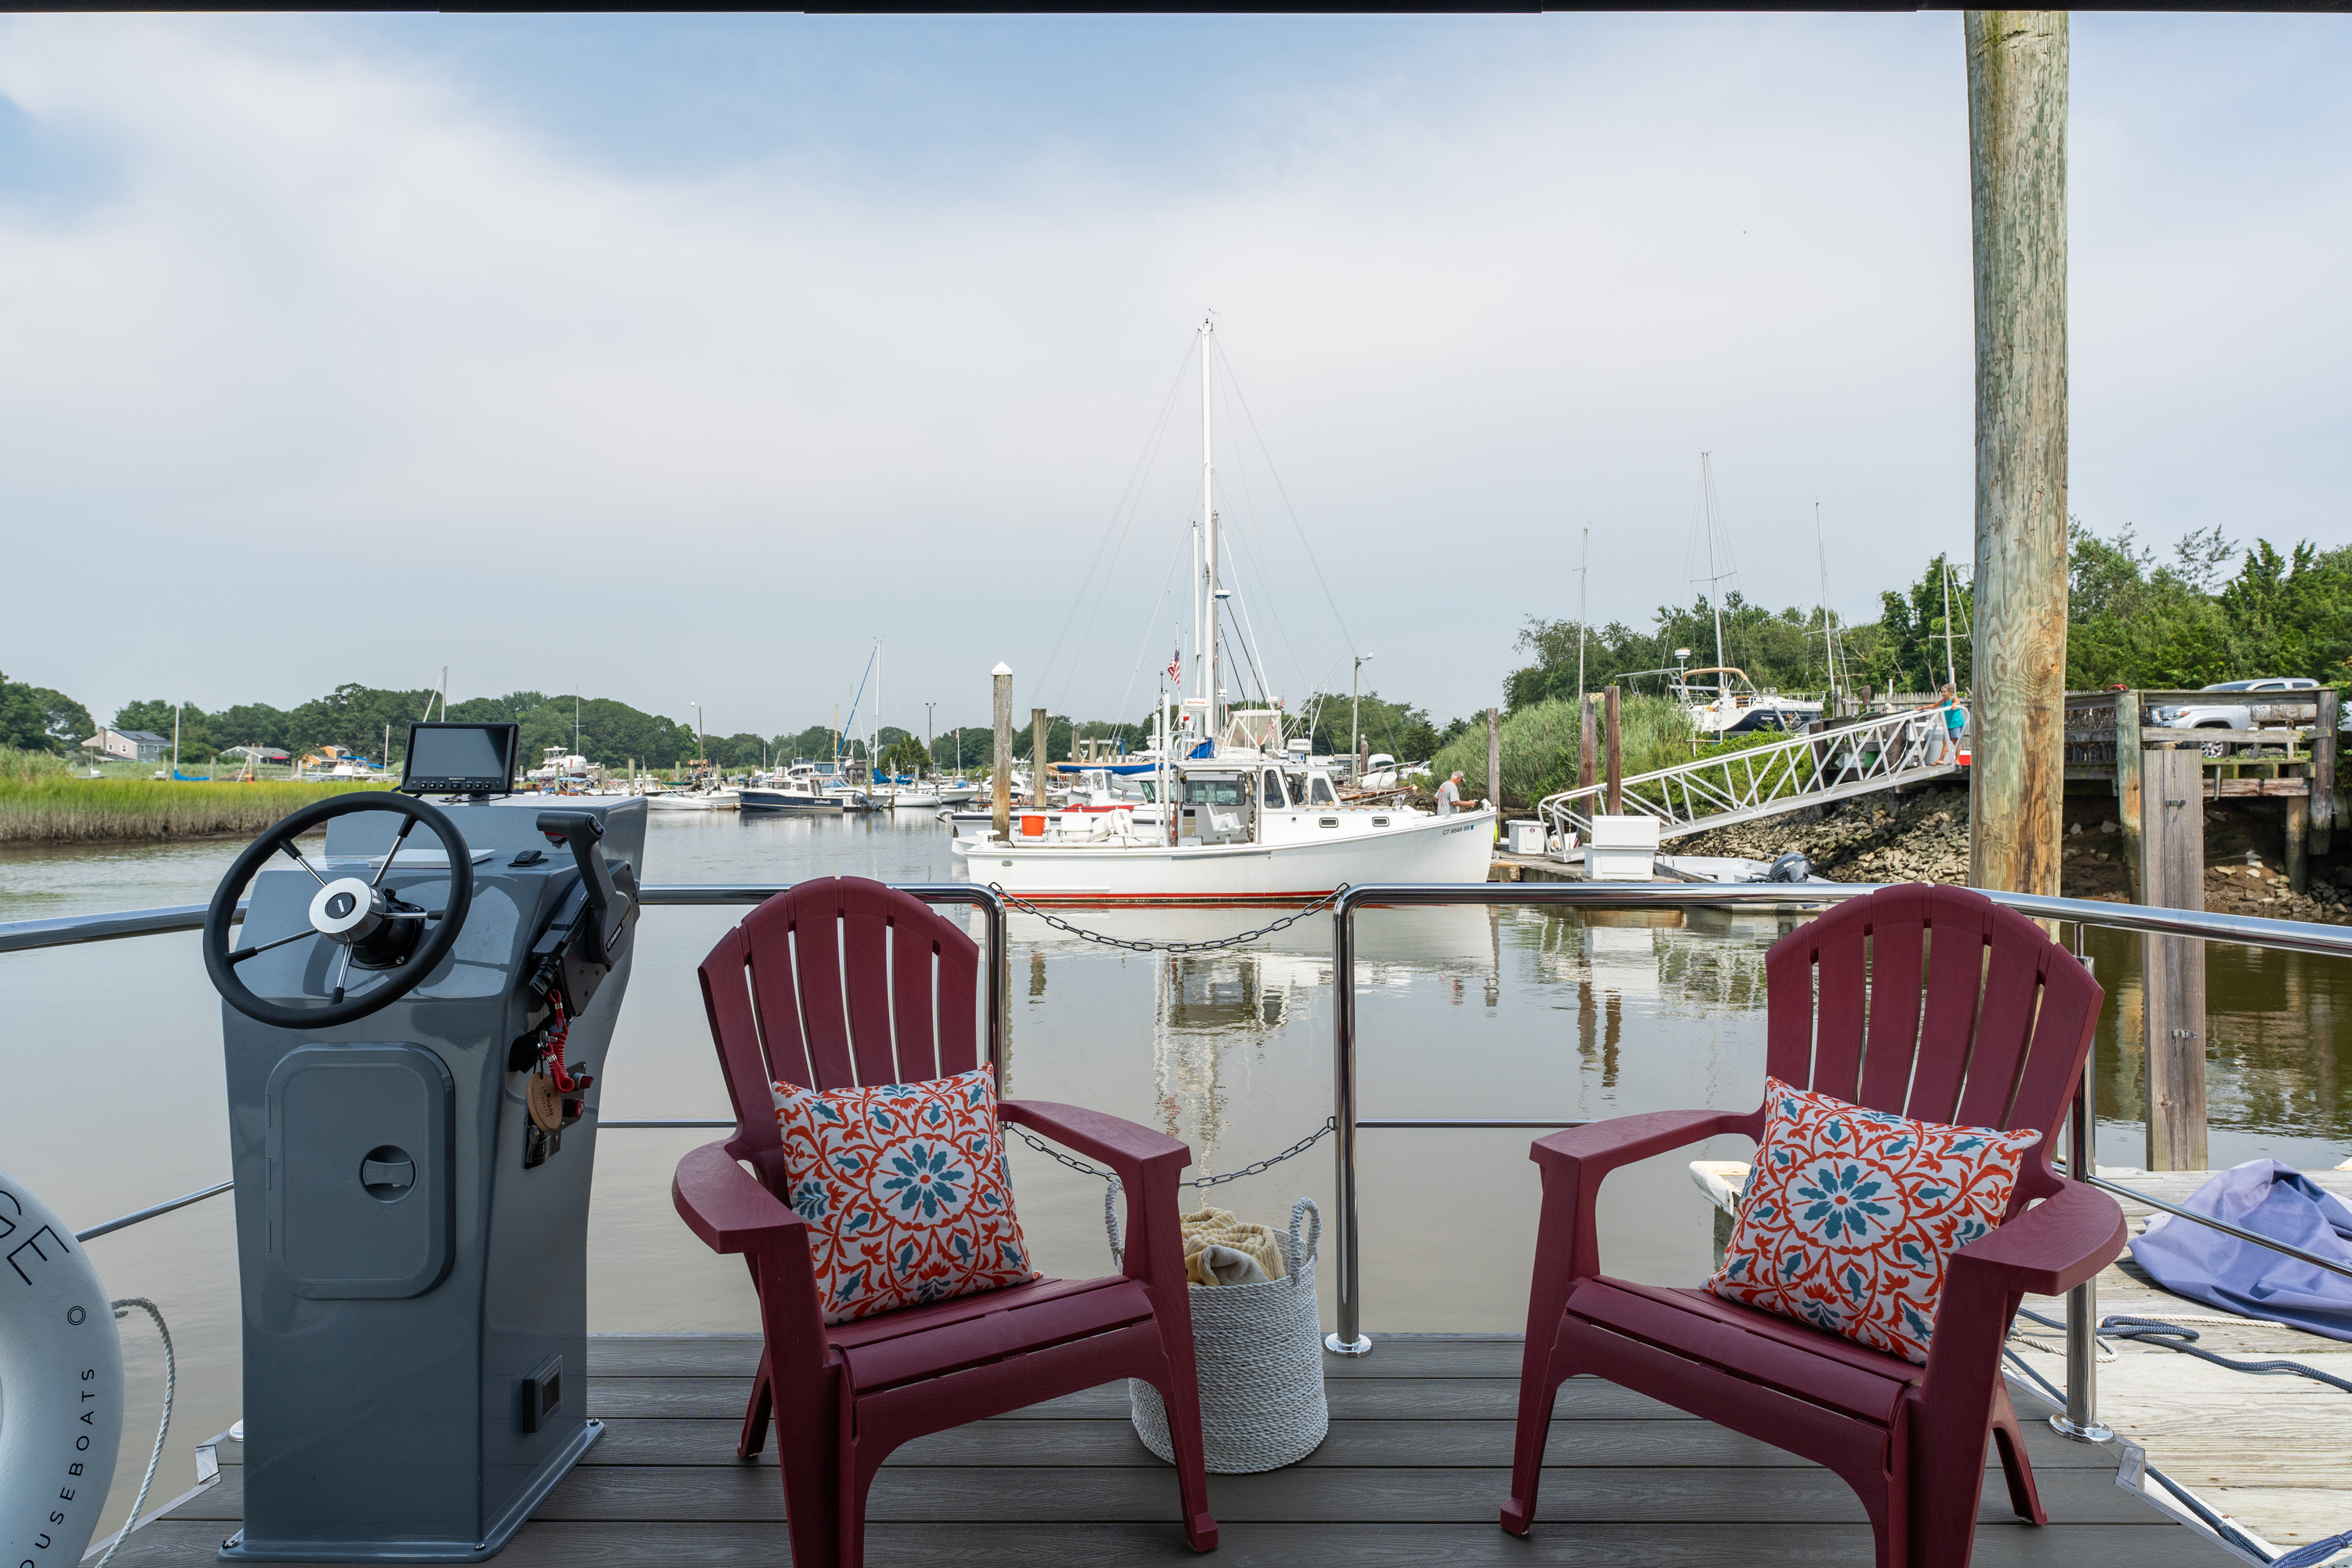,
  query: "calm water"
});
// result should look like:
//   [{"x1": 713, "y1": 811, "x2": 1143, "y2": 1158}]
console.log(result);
[{"x1": 3, "y1": 811, "x2": 2347, "y2": 1534}]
